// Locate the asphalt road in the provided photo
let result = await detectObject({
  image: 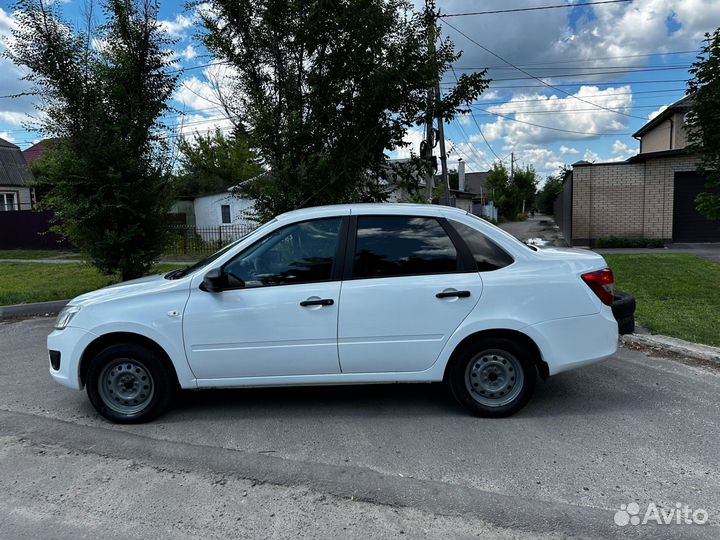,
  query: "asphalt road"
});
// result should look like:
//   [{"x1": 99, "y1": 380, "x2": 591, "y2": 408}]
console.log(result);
[{"x1": 1, "y1": 318, "x2": 719, "y2": 539}]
